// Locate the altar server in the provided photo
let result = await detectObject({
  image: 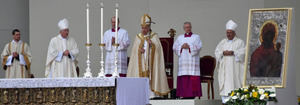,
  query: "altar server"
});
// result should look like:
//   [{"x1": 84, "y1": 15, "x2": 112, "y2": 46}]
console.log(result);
[
  {"x1": 173, "y1": 22, "x2": 203, "y2": 99},
  {"x1": 104, "y1": 16, "x2": 130, "y2": 77}
]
